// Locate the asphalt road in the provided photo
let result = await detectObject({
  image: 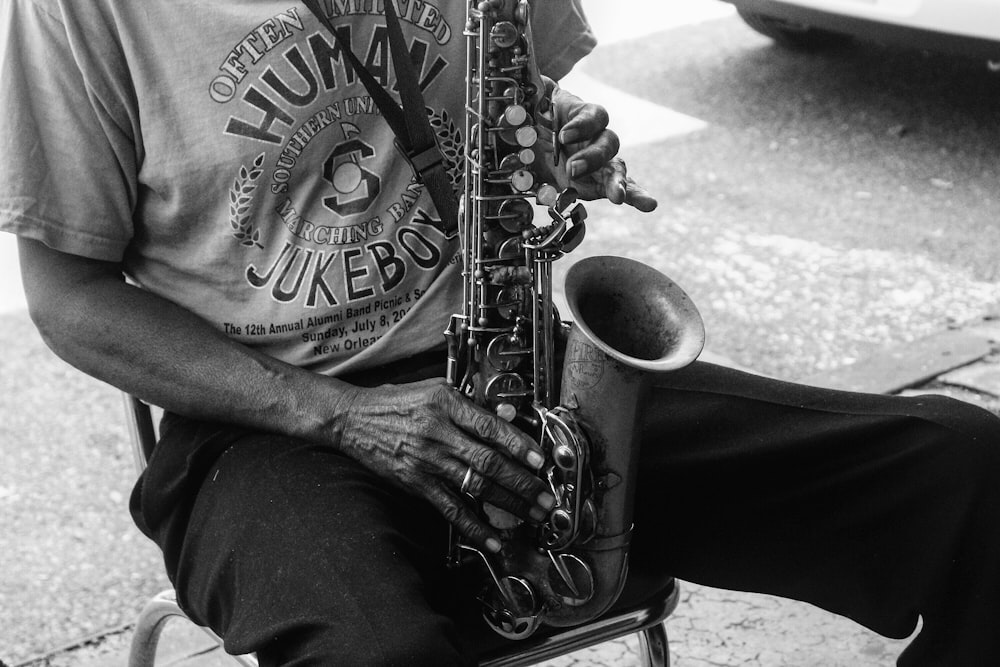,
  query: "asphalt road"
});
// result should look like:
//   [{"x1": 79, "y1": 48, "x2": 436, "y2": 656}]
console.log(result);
[
  {"x1": 566, "y1": 3, "x2": 1000, "y2": 381},
  {"x1": 3, "y1": 1, "x2": 999, "y2": 664}
]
